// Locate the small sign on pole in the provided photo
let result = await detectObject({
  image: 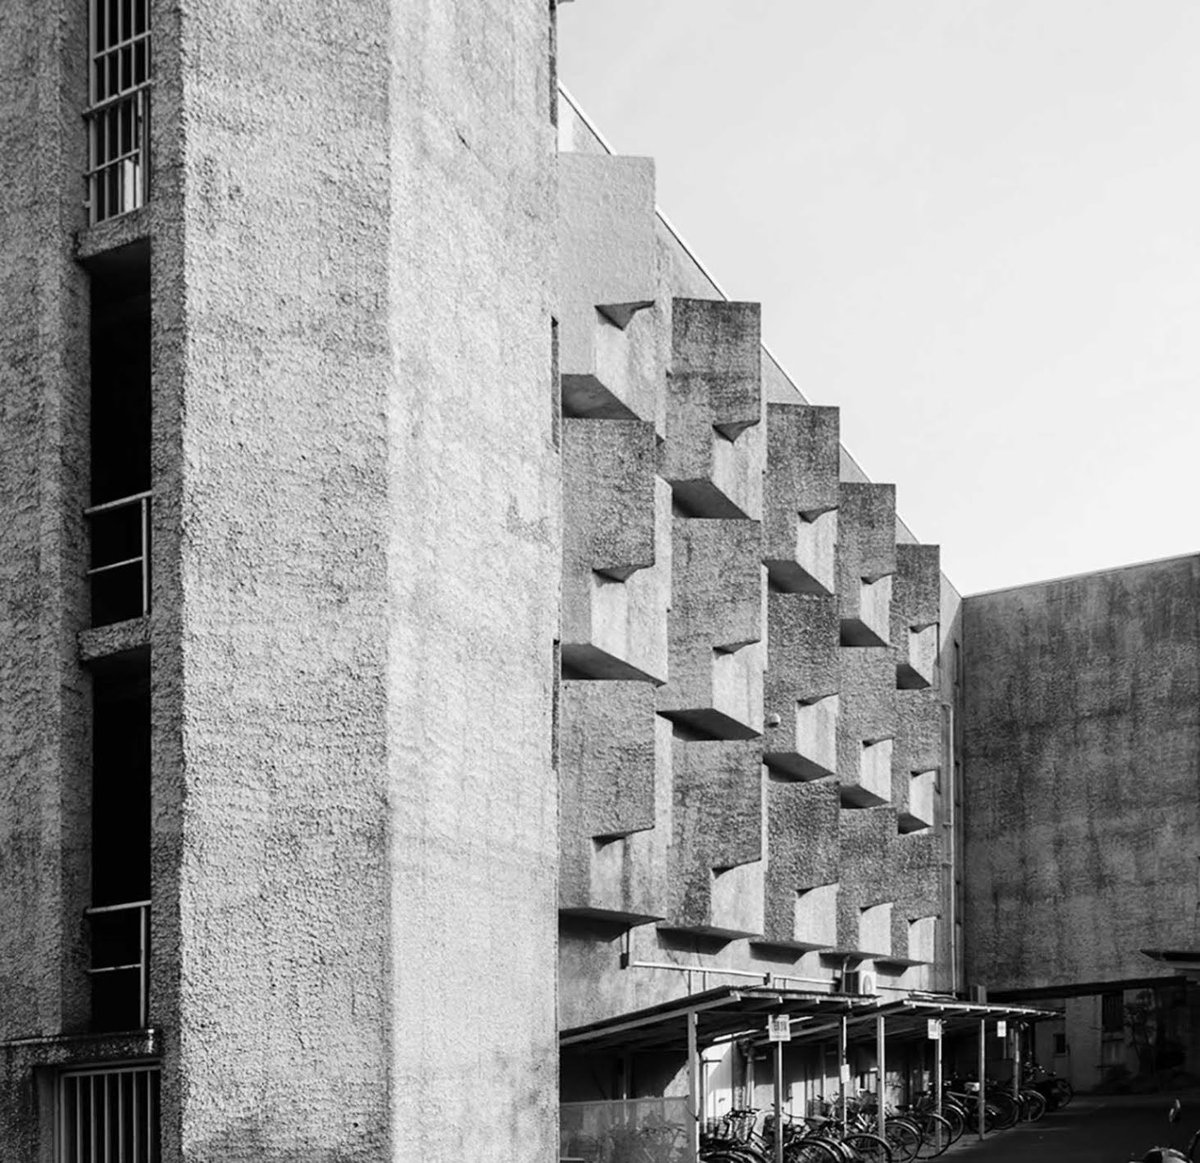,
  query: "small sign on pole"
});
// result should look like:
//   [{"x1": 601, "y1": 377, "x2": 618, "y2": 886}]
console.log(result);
[
  {"x1": 927, "y1": 1018, "x2": 943, "y2": 1040},
  {"x1": 840, "y1": 1063, "x2": 852, "y2": 1084},
  {"x1": 767, "y1": 1014, "x2": 791, "y2": 1042},
  {"x1": 996, "y1": 1020, "x2": 1007, "y2": 1039}
]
